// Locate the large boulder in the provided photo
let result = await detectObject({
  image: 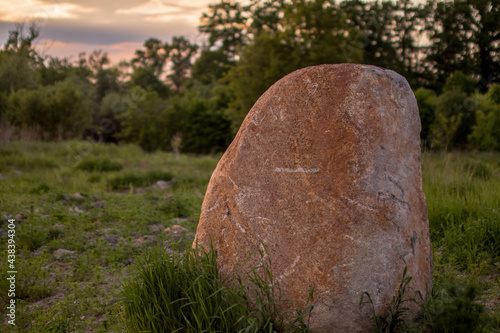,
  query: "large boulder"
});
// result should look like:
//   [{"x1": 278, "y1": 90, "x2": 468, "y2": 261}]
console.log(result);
[{"x1": 194, "y1": 64, "x2": 432, "y2": 332}]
